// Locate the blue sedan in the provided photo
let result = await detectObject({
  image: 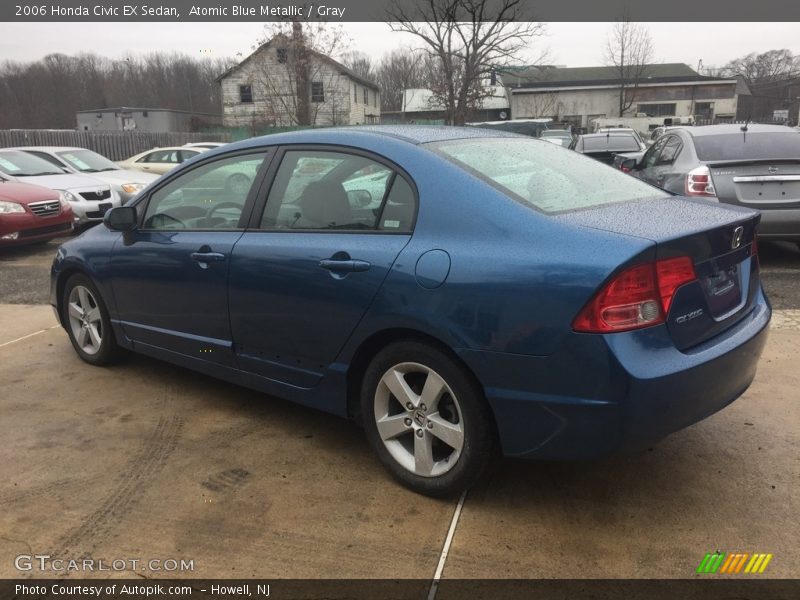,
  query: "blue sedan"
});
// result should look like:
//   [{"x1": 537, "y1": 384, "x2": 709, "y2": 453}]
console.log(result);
[{"x1": 51, "y1": 126, "x2": 771, "y2": 497}]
